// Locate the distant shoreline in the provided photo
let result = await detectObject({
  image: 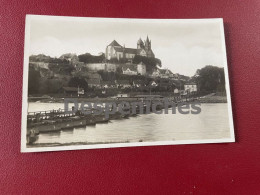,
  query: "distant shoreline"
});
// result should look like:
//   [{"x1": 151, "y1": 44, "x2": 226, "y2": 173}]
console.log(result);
[
  {"x1": 198, "y1": 95, "x2": 227, "y2": 103},
  {"x1": 28, "y1": 95, "x2": 227, "y2": 104}
]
